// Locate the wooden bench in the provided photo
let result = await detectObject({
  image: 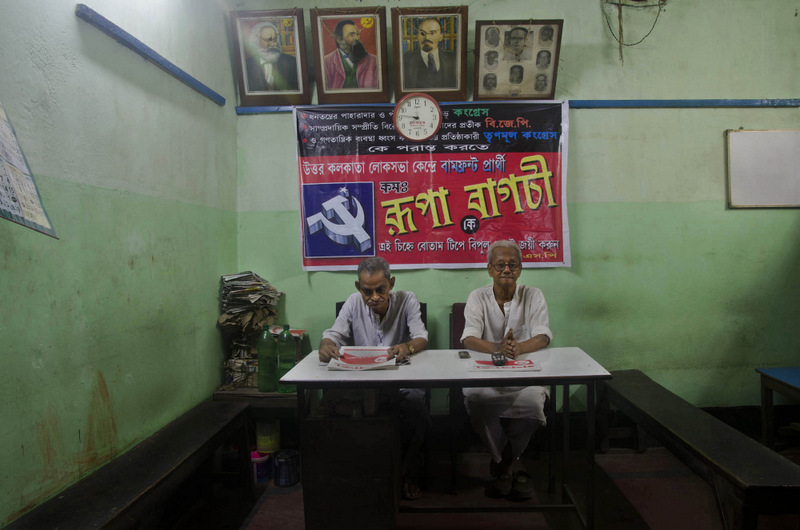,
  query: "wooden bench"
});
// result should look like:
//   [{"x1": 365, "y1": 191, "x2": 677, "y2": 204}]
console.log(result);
[
  {"x1": 756, "y1": 366, "x2": 800, "y2": 448},
  {"x1": 598, "y1": 369, "x2": 800, "y2": 530},
  {"x1": 7, "y1": 400, "x2": 251, "y2": 529}
]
